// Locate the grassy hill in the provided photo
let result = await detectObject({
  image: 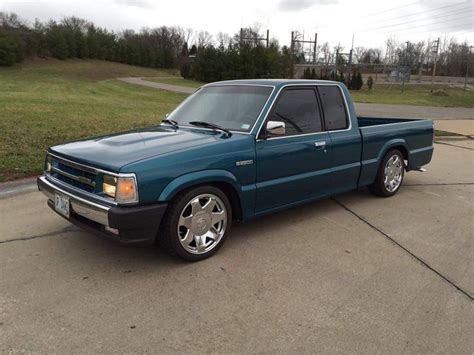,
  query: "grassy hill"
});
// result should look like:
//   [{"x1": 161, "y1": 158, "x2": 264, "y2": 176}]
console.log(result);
[{"x1": 0, "y1": 59, "x2": 187, "y2": 182}]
